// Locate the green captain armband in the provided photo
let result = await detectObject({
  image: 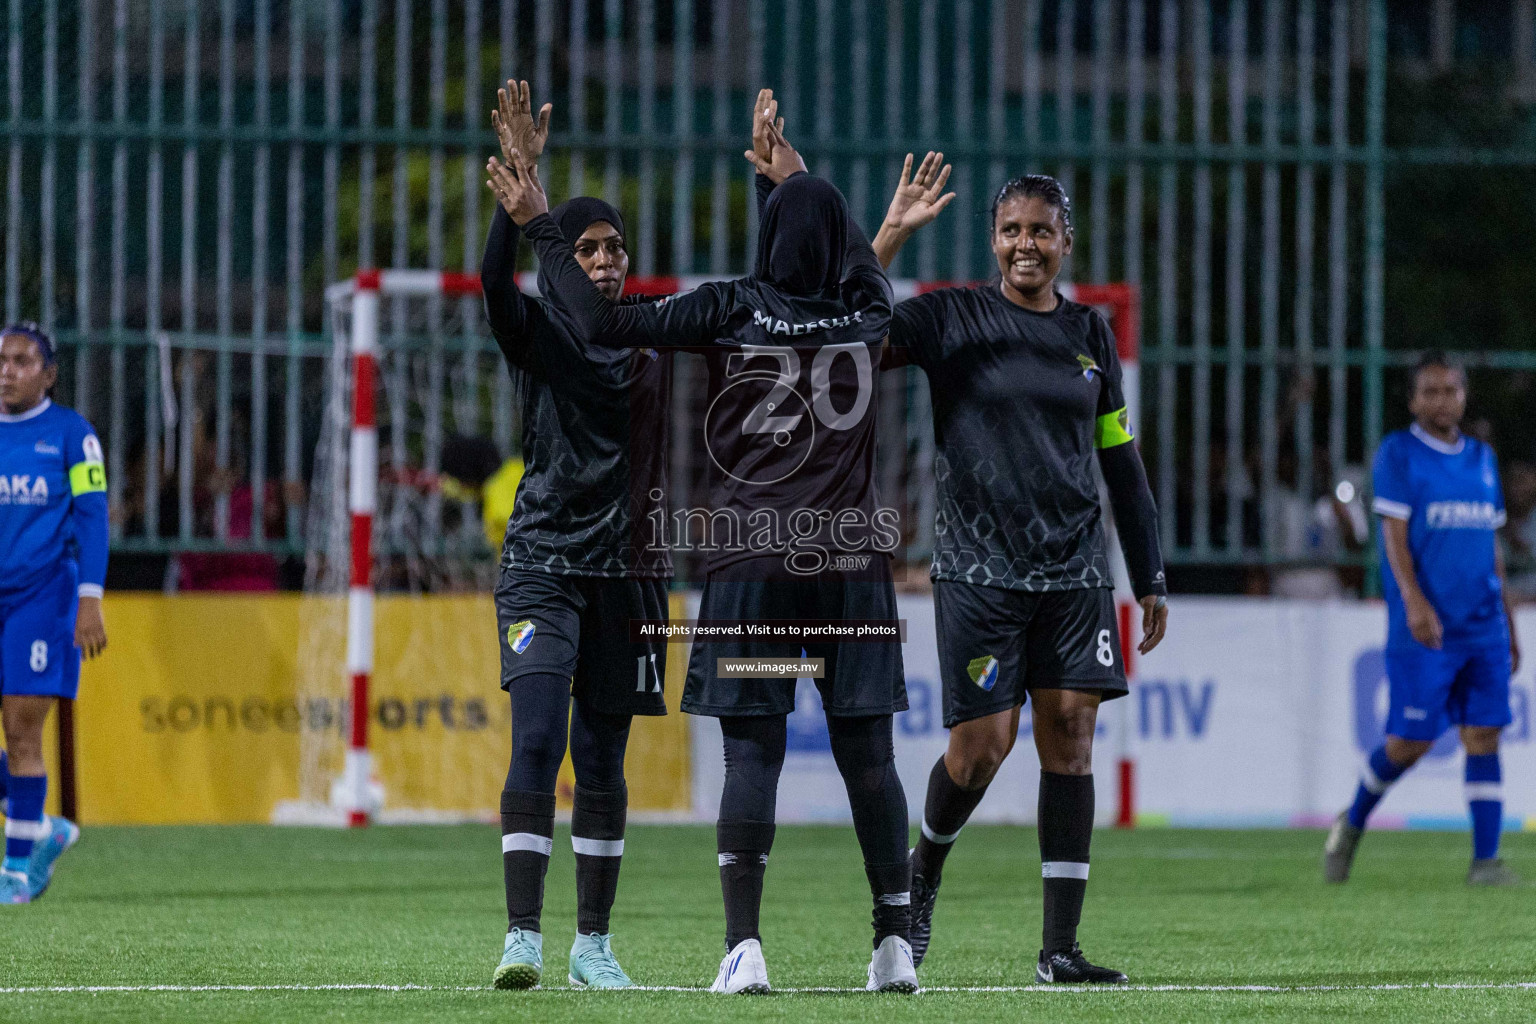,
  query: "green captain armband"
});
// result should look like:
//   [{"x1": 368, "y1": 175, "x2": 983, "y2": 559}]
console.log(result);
[
  {"x1": 69, "y1": 460, "x2": 107, "y2": 496},
  {"x1": 1095, "y1": 407, "x2": 1135, "y2": 449}
]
